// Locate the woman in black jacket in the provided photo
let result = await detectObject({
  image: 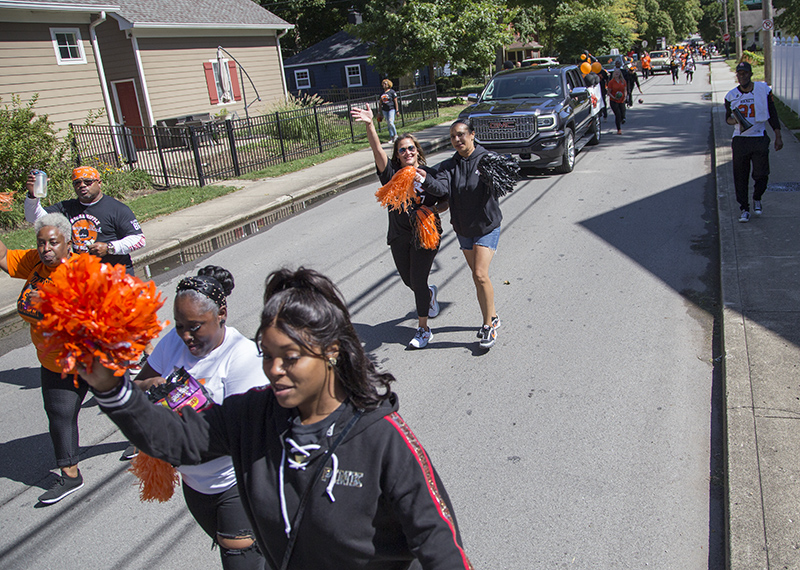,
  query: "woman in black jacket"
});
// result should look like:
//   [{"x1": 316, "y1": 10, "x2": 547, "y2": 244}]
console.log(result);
[
  {"x1": 79, "y1": 267, "x2": 472, "y2": 570},
  {"x1": 351, "y1": 104, "x2": 448, "y2": 349},
  {"x1": 421, "y1": 119, "x2": 502, "y2": 349}
]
